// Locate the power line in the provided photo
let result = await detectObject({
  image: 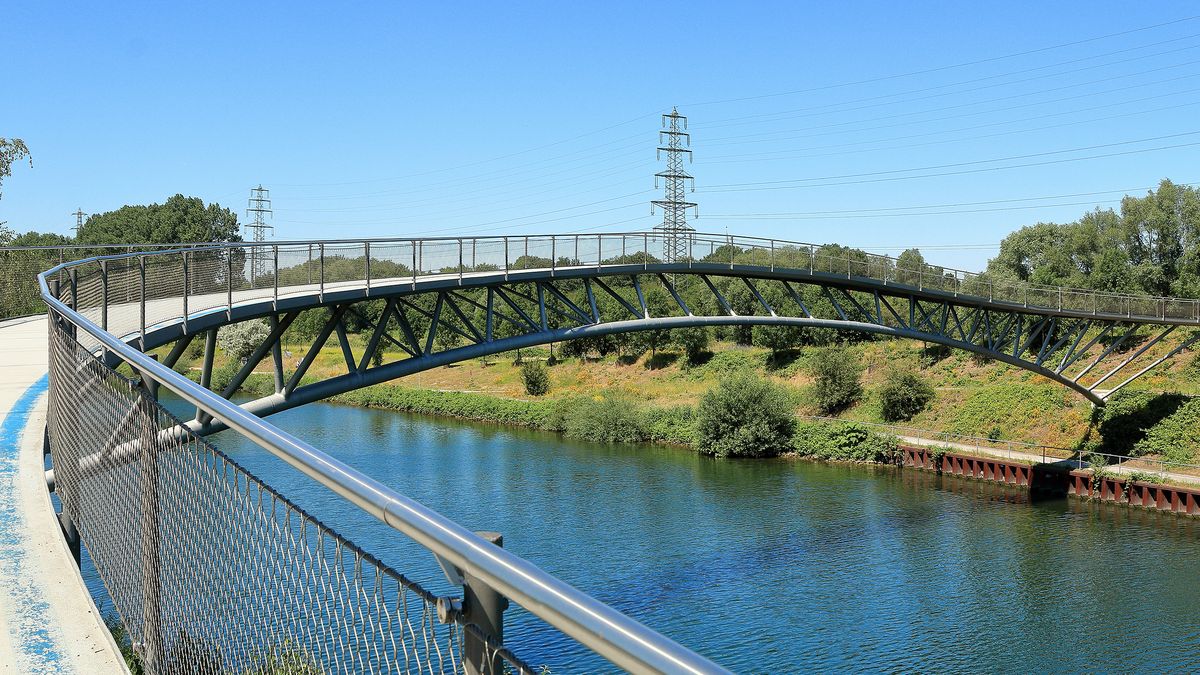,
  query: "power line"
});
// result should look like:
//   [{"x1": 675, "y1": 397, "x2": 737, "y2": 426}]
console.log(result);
[
  {"x1": 695, "y1": 34, "x2": 1200, "y2": 131},
  {"x1": 683, "y1": 14, "x2": 1200, "y2": 107},
  {"x1": 704, "y1": 130, "x2": 1200, "y2": 189},
  {"x1": 700, "y1": 138, "x2": 1200, "y2": 193}
]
